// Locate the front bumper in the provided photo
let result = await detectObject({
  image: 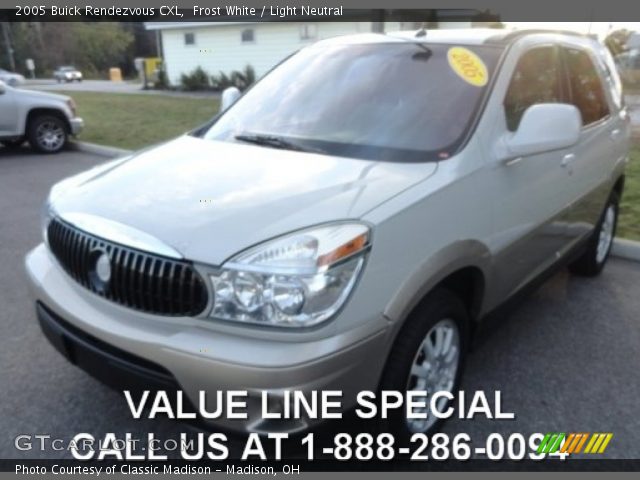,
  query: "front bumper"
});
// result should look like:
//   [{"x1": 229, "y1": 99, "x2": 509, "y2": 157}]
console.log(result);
[
  {"x1": 25, "y1": 243, "x2": 389, "y2": 433},
  {"x1": 69, "y1": 117, "x2": 84, "y2": 135},
  {"x1": 36, "y1": 301, "x2": 179, "y2": 393}
]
